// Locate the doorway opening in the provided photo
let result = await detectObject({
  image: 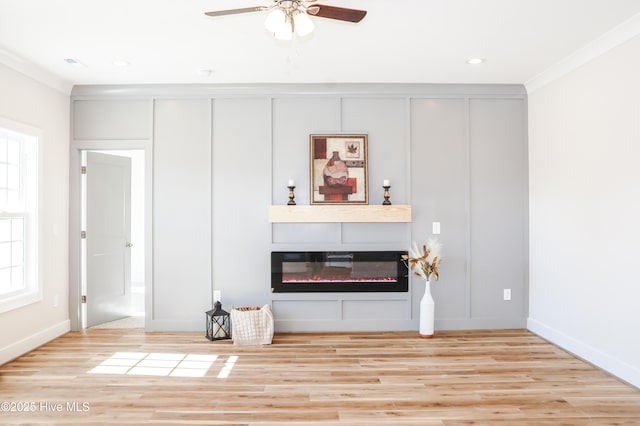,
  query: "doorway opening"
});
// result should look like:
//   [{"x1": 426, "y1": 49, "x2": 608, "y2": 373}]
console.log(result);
[{"x1": 80, "y1": 149, "x2": 145, "y2": 329}]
